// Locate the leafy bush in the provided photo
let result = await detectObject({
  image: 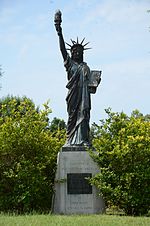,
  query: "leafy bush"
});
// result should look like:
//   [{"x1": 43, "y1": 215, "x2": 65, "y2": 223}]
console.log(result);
[
  {"x1": 0, "y1": 65, "x2": 3, "y2": 90},
  {"x1": 50, "y1": 117, "x2": 66, "y2": 133},
  {"x1": 0, "y1": 96, "x2": 65, "y2": 213},
  {"x1": 90, "y1": 108, "x2": 150, "y2": 216}
]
